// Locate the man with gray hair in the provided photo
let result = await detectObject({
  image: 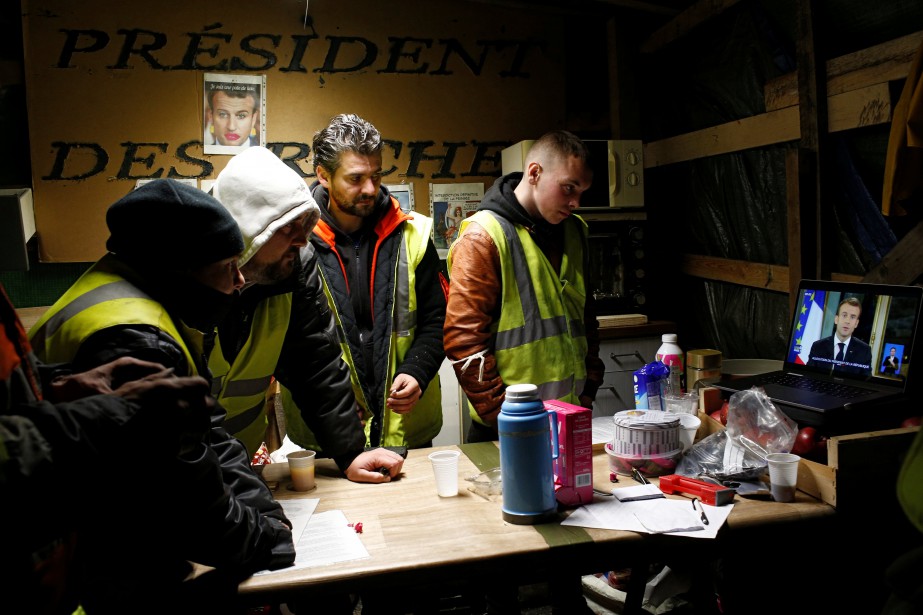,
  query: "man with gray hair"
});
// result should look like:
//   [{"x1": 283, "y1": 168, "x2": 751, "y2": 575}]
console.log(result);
[
  {"x1": 286, "y1": 114, "x2": 447, "y2": 614},
  {"x1": 280, "y1": 114, "x2": 448, "y2": 455}
]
